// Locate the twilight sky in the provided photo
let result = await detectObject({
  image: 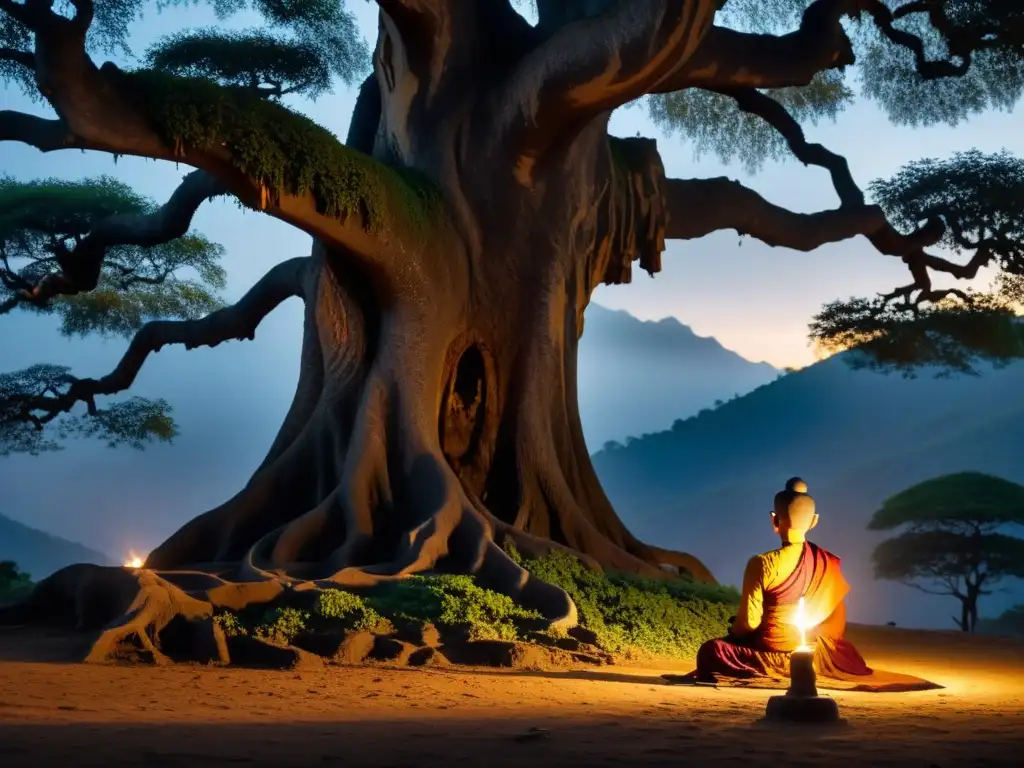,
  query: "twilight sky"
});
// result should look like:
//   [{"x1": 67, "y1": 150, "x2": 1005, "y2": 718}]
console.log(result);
[{"x1": 1, "y1": 2, "x2": 1022, "y2": 559}]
